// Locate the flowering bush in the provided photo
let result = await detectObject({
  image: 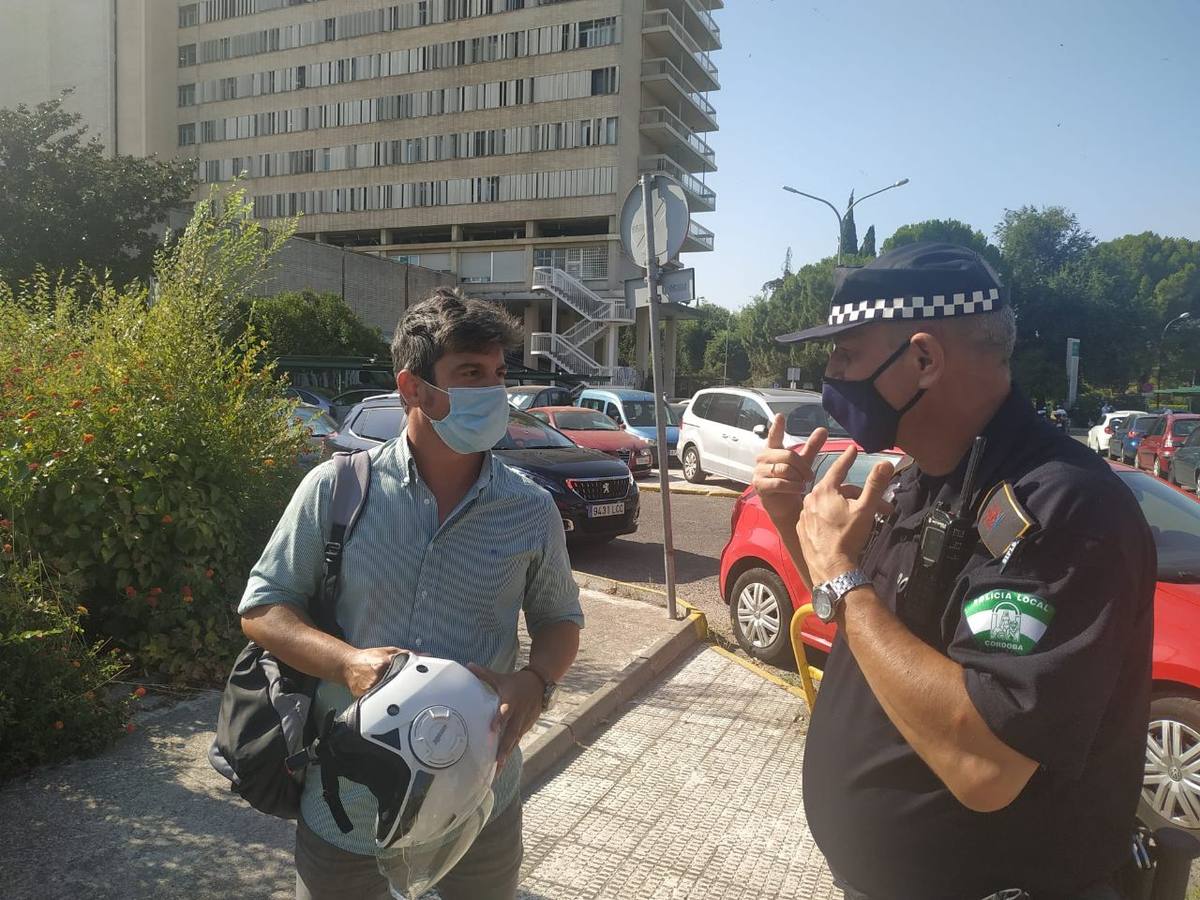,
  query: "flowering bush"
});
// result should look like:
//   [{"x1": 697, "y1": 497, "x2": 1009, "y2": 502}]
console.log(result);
[
  {"x1": 0, "y1": 189, "x2": 306, "y2": 688},
  {"x1": 0, "y1": 557, "x2": 129, "y2": 779}
]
